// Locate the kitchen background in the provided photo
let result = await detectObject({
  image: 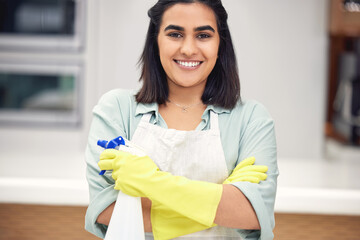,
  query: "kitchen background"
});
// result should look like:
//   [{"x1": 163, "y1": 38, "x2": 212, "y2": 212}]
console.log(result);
[{"x1": 0, "y1": 0, "x2": 359, "y2": 238}]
